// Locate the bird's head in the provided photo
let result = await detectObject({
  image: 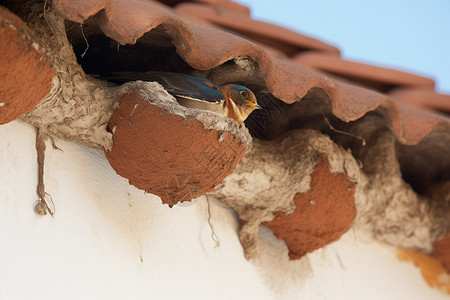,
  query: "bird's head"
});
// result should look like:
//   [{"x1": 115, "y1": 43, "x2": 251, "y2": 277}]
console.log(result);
[{"x1": 222, "y1": 84, "x2": 261, "y2": 125}]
